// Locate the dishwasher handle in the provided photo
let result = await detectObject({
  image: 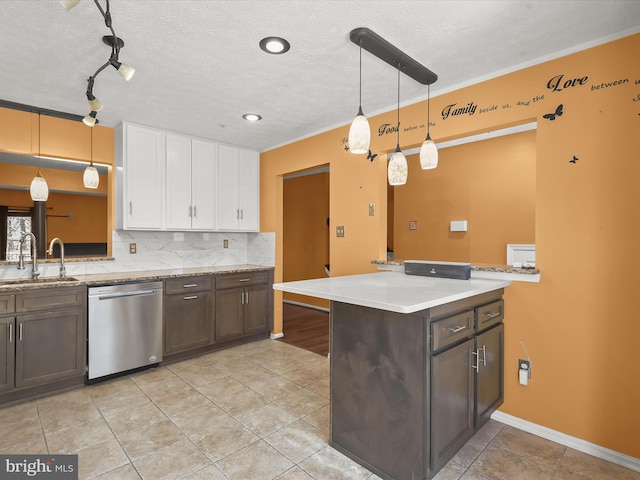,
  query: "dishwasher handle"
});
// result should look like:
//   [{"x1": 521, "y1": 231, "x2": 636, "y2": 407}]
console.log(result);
[{"x1": 96, "y1": 289, "x2": 158, "y2": 300}]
